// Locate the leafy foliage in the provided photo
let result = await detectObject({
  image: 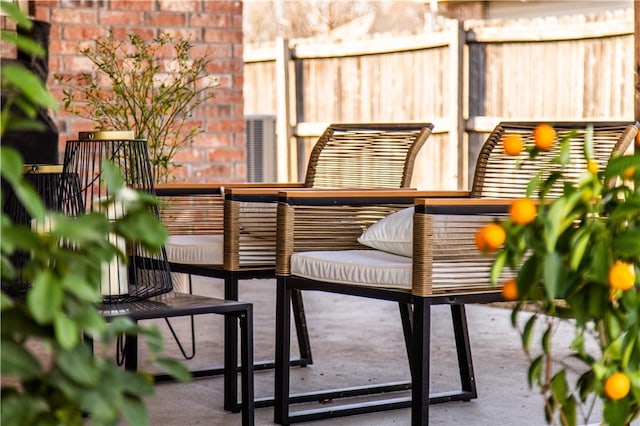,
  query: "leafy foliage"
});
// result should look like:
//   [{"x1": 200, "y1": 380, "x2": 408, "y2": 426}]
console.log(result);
[
  {"x1": 491, "y1": 126, "x2": 640, "y2": 425},
  {"x1": 55, "y1": 31, "x2": 219, "y2": 182},
  {"x1": 1, "y1": 5, "x2": 190, "y2": 425}
]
